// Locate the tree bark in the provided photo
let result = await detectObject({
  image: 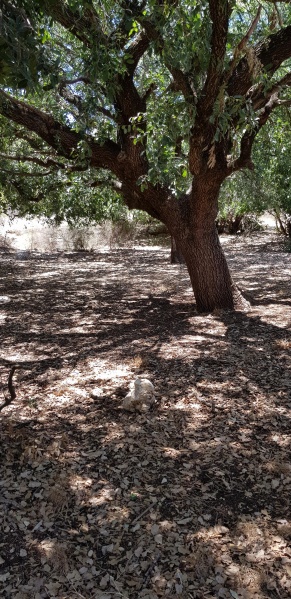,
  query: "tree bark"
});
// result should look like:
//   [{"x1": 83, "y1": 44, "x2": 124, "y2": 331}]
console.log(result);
[
  {"x1": 175, "y1": 223, "x2": 250, "y2": 313},
  {"x1": 181, "y1": 226, "x2": 234, "y2": 312},
  {"x1": 163, "y1": 181, "x2": 250, "y2": 313}
]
